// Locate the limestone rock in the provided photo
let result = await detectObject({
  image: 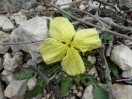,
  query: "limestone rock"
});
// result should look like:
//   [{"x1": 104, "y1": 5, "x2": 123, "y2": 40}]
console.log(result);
[
  {"x1": 2, "y1": 69, "x2": 14, "y2": 83},
  {"x1": 112, "y1": 84, "x2": 132, "y2": 99},
  {"x1": 110, "y1": 44, "x2": 132, "y2": 70},
  {"x1": 81, "y1": 85, "x2": 94, "y2": 99},
  {"x1": 0, "y1": 0, "x2": 36, "y2": 12},
  {"x1": 4, "y1": 80, "x2": 27, "y2": 99},
  {"x1": 10, "y1": 12, "x2": 27, "y2": 25},
  {"x1": 27, "y1": 77, "x2": 37, "y2": 91},
  {"x1": 3, "y1": 53, "x2": 18, "y2": 72},
  {"x1": 14, "y1": 52, "x2": 23, "y2": 65},
  {"x1": 10, "y1": 16, "x2": 51, "y2": 63},
  {"x1": 122, "y1": 70, "x2": 132, "y2": 78},
  {"x1": 88, "y1": 67, "x2": 98, "y2": 78},
  {"x1": 0, "y1": 31, "x2": 10, "y2": 54},
  {"x1": 87, "y1": 56, "x2": 96, "y2": 64},
  {"x1": 56, "y1": 0, "x2": 72, "y2": 9},
  {"x1": 0, "y1": 16, "x2": 14, "y2": 31}
]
